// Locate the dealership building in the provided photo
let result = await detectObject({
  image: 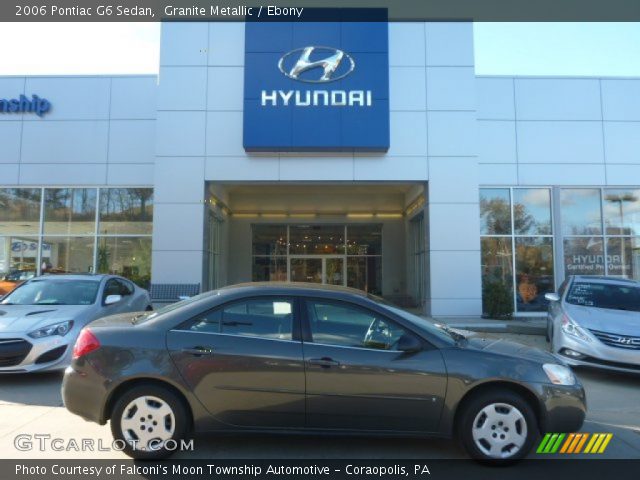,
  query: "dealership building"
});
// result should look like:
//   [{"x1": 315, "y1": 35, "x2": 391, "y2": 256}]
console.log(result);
[{"x1": 0, "y1": 20, "x2": 639, "y2": 317}]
